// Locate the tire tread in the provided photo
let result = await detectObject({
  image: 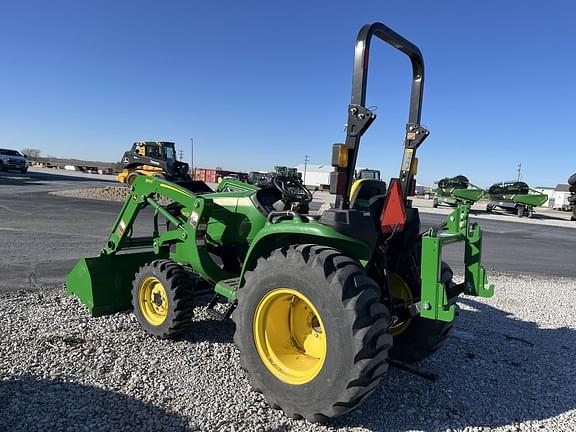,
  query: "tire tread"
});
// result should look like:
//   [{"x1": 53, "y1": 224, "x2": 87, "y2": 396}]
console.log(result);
[
  {"x1": 131, "y1": 259, "x2": 196, "y2": 339},
  {"x1": 234, "y1": 245, "x2": 392, "y2": 422}
]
